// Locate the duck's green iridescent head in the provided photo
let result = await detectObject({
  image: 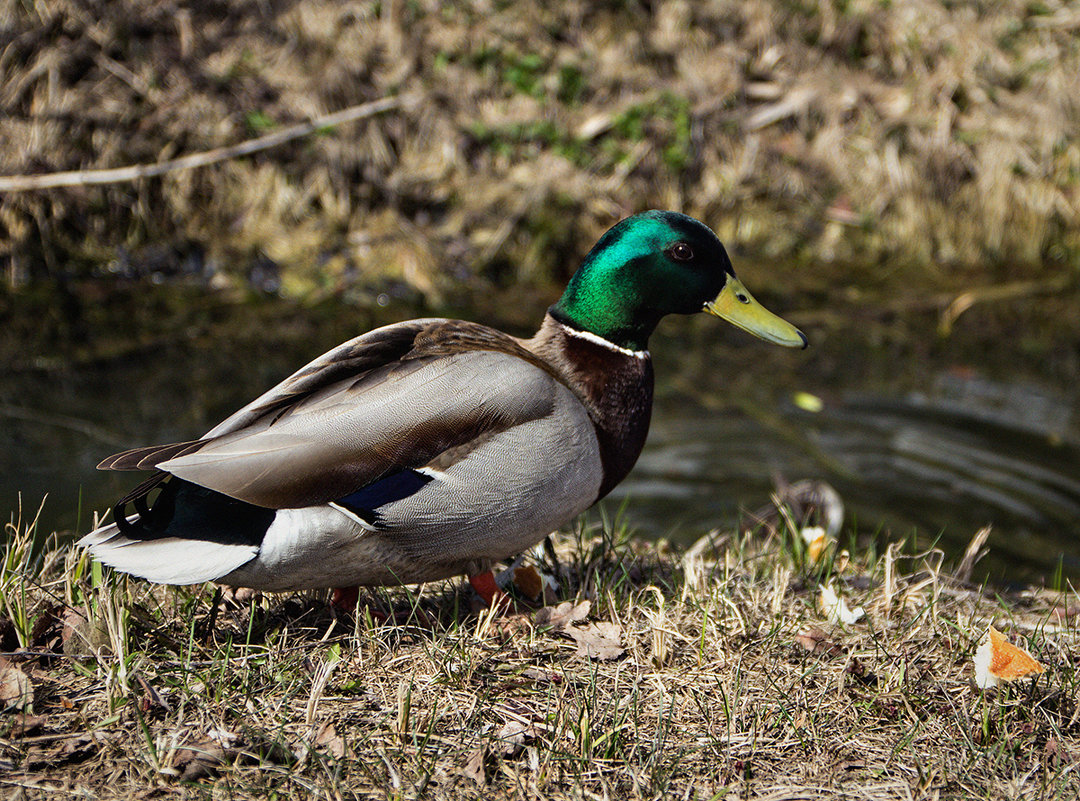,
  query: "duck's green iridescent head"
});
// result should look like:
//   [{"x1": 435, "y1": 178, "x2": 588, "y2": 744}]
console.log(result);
[{"x1": 551, "y1": 210, "x2": 807, "y2": 352}]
